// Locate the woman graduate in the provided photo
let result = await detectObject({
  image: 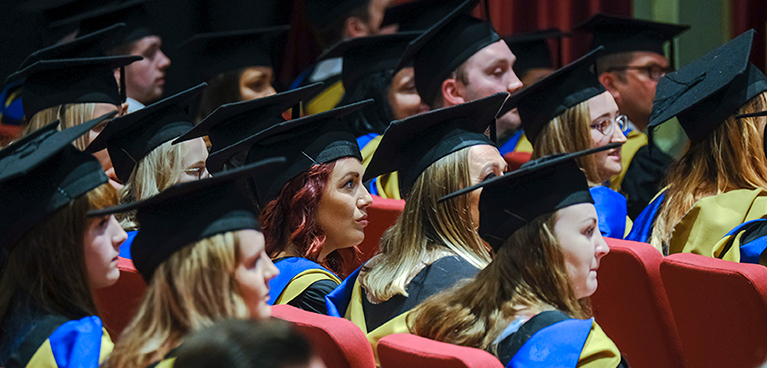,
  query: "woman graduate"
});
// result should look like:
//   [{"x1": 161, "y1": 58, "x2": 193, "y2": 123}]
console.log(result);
[
  {"x1": 98, "y1": 159, "x2": 284, "y2": 368},
  {"x1": 0, "y1": 113, "x2": 128, "y2": 368},
  {"x1": 626, "y1": 30, "x2": 767, "y2": 262},
  {"x1": 83, "y1": 83, "x2": 209, "y2": 257},
  {"x1": 409, "y1": 145, "x2": 626, "y2": 368},
  {"x1": 325, "y1": 93, "x2": 508, "y2": 352},
  {"x1": 210, "y1": 100, "x2": 374, "y2": 314},
  {"x1": 176, "y1": 27, "x2": 290, "y2": 122},
  {"x1": 498, "y1": 47, "x2": 629, "y2": 238}
]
